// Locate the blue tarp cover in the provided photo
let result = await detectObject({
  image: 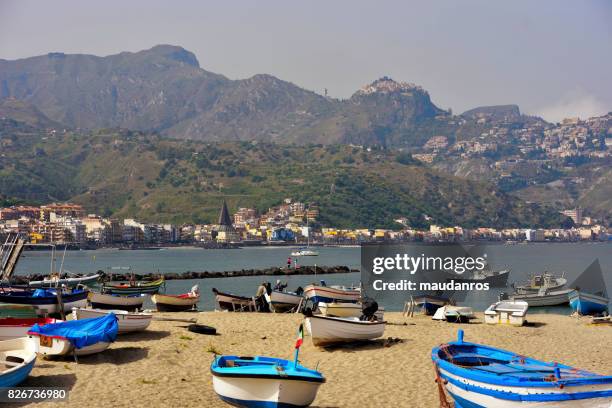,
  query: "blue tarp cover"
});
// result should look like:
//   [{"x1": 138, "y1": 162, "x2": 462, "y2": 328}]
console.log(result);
[{"x1": 28, "y1": 313, "x2": 119, "y2": 349}]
